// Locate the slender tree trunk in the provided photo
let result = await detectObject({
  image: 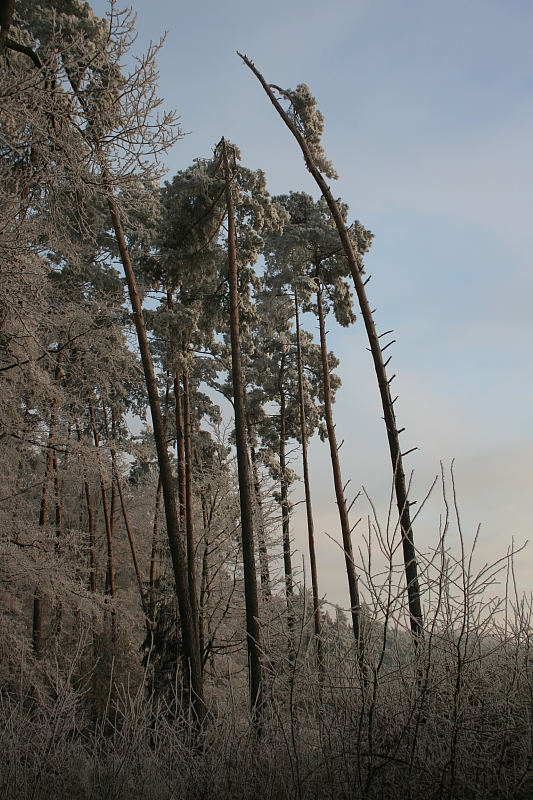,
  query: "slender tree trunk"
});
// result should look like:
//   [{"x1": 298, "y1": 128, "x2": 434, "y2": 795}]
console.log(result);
[
  {"x1": 279, "y1": 360, "x2": 293, "y2": 601},
  {"x1": 166, "y1": 291, "x2": 187, "y2": 532},
  {"x1": 174, "y1": 370, "x2": 187, "y2": 531},
  {"x1": 53, "y1": 449, "x2": 63, "y2": 636},
  {"x1": 316, "y1": 283, "x2": 361, "y2": 650},
  {"x1": 105, "y1": 189, "x2": 204, "y2": 717},
  {"x1": 182, "y1": 361, "x2": 200, "y2": 648},
  {"x1": 278, "y1": 361, "x2": 295, "y2": 659},
  {"x1": 295, "y1": 292, "x2": 323, "y2": 673},
  {"x1": 239, "y1": 55, "x2": 423, "y2": 642},
  {"x1": 222, "y1": 138, "x2": 262, "y2": 717},
  {"x1": 199, "y1": 491, "x2": 211, "y2": 667},
  {"x1": 150, "y1": 474, "x2": 163, "y2": 624},
  {"x1": 53, "y1": 453, "x2": 62, "y2": 538},
  {"x1": 246, "y1": 414, "x2": 271, "y2": 600}
]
